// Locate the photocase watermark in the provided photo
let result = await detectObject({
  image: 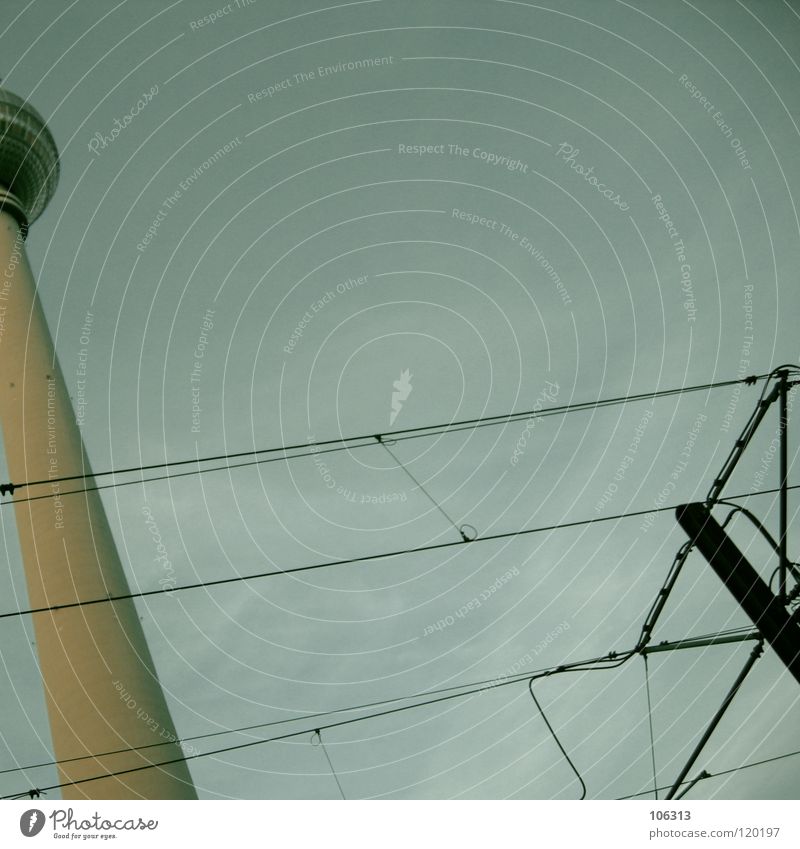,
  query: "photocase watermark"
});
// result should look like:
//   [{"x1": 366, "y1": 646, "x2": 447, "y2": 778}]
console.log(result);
[
  {"x1": 651, "y1": 193, "x2": 696, "y2": 322},
  {"x1": 136, "y1": 137, "x2": 242, "y2": 253},
  {"x1": 510, "y1": 379, "x2": 560, "y2": 466},
  {"x1": 750, "y1": 394, "x2": 793, "y2": 494},
  {"x1": 481, "y1": 621, "x2": 572, "y2": 690},
  {"x1": 453, "y1": 208, "x2": 571, "y2": 306},
  {"x1": 554, "y1": 143, "x2": 630, "y2": 211},
  {"x1": 248, "y1": 55, "x2": 394, "y2": 102},
  {"x1": 678, "y1": 73, "x2": 752, "y2": 170},
  {"x1": 390, "y1": 369, "x2": 413, "y2": 426},
  {"x1": 75, "y1": 310, "x2": 93, "y2": 427},
  {"x1": 397, "y1": 142, "x2": 529, "y2": 173},
  {"x1": 19, "y1": 809, "x2": 46, "y2": 836},
  {"x1": 45, "y1": 378, "x2": 65, "y2": 530},
  {"x1": 306, "y1": 434, "x2": 407, "y2": 504},
  {"x1": 336, "y1": 486, "x2": 407, "y2": 505},
  {"x1": 640, "y1": 410, "x2": 707, "y2": 532},
  {"x1": 283, "y1": 274, "x2": 368, "y2": 355},
  {"x1": 115, "y1": 679, "x2": 198, "y2": 756},
  {"x1": 422, "y1": 567, "x2": 520, "y2": 636},
  {"x1": 188, "y1": 0, "x2": 256, "y2": 31},
  {"x1": 87, "y1": 84, "x2": 159, "y2": 157},
  {"x1": 721, "y1": 283, "x2": 755, "y2": 432},
  {"x1": 141, "y1": 504, "x2": 177, "y2": 594},
  {"x1": 0, "y1": 227, "x2": 24, "y2": 345},
  {"x1": 595, "y1": 408, "x2": 654, "y2": 513},
  {"x1": 23, "y1": 807, "x2": 159, "y2": 835},
  {"x1": 190, "y1": 308, "x2": 215, "y2": 433}
]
